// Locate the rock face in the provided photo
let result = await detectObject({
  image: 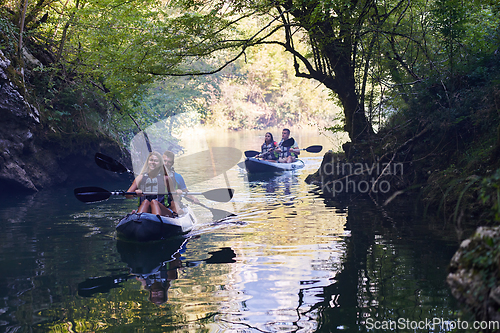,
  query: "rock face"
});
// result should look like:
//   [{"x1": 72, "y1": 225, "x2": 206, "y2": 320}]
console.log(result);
[
  {"x1": 447, "y1": 226, "x2": 500, "y2": 323},
  {"x1": 0, "y1": 50, "x2": 126, "y2": 192},
  {"x1": 0, "y1": 50, "x2": 41, "y2": 191}
]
